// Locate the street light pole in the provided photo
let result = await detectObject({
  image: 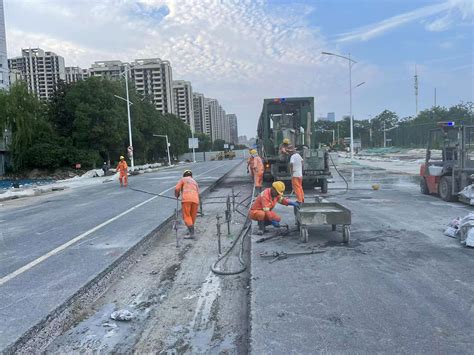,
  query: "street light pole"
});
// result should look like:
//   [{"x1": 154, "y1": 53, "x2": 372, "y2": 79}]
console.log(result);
[
  {"x1": 322, "y1": 51, "x2": 358, "y2": 159},
  {"x1": 124, "y1": 67, "x2": 134, "y2": 171},
  {"x1": 153, "y1": 134, "x2": 172, "y2": 166}
]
